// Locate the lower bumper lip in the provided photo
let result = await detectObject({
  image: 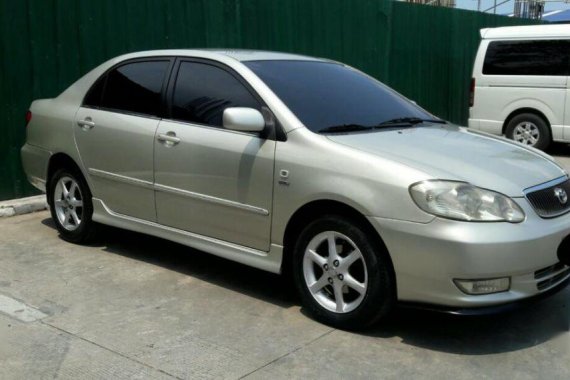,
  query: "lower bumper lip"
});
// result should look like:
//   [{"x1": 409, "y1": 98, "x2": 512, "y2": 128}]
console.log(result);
[{"x1": 399, "y1": 277, "x2": 570, "y2": 316}]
